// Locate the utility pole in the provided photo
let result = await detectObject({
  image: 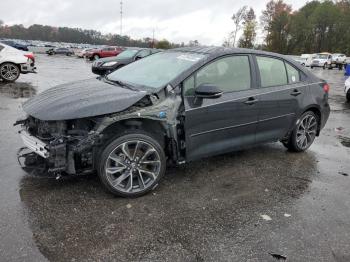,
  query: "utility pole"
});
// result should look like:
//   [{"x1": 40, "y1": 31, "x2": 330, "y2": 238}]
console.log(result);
[
  {"x1": 152, "y1": 28, "x2": 155, "y2": 48},
  {"x1": 120, "y1": 0, "x2": 123, "y2": 36}
]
